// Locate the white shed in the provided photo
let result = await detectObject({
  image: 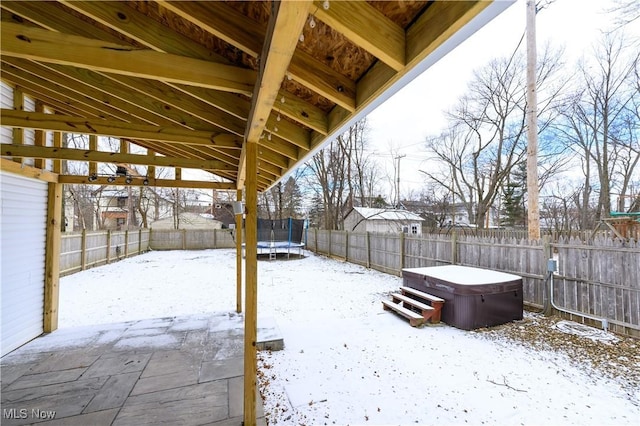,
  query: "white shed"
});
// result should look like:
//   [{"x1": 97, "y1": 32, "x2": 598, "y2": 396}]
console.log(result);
[{"x1": 344, "y1": 207, "x2": 424, "y2": 235}]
